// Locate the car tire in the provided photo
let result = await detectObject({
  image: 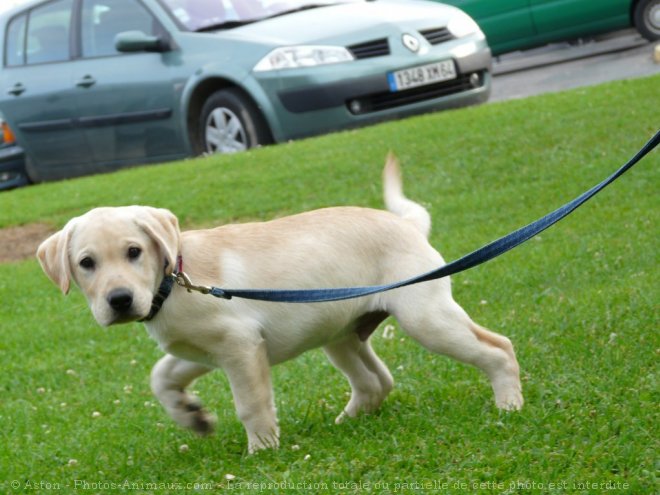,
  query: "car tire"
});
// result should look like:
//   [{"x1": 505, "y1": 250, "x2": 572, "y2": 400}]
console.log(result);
[
  {"x1": 24, "y1": 155, "x2": 40, "y2": 183},
  {"x1": 633, "y1": 0, "x2": 660, "y2": 41},
  {"x1": 199, "y1": 88, "x2": 272, "y2": 154}
]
